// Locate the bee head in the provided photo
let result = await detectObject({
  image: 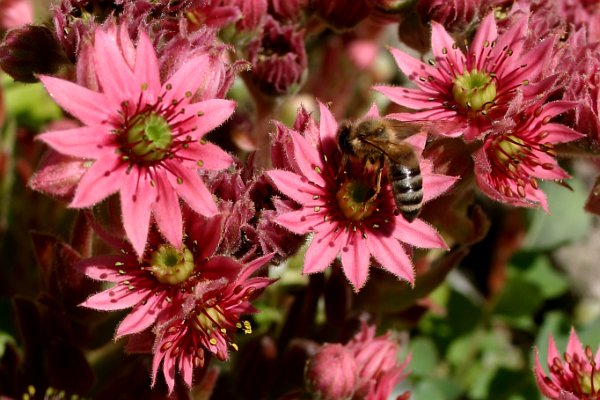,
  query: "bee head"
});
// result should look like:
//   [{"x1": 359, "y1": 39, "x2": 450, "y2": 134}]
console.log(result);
[{"x1": 356, "y1": 119, "x2": 386, "y2": 140}]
